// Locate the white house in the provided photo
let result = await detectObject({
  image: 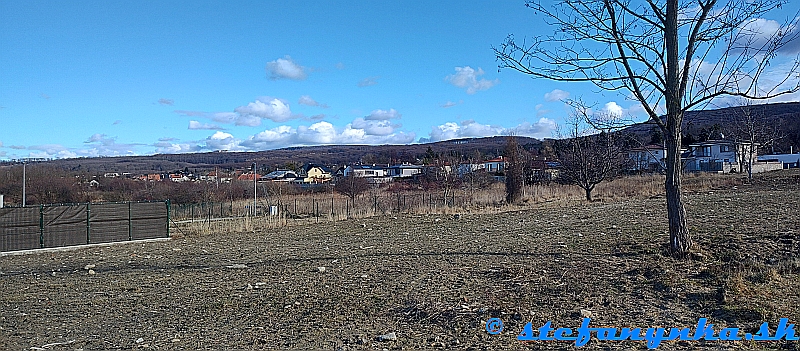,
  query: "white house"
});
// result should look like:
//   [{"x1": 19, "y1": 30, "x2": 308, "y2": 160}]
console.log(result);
[
  {"x1": 683, "y1": 140, "x2": 743, "y2": 172},
  {"x1": 682, "y1": 140, "x2": 782, "y2": 173},
  {"x1": 264, "y1": 170, "x2": 299, "y2": 182},
  {"x1": 626, "y1": 145, "x2": 666, "y2": 172},
  {"x1": 343, "y1": 164, "x2": 393, "y2": 184},
  {"x1": 343, "y1": 165, "x2": 388, "y2": 178},
  {"x1": 483, "y1": 156, "x2": 506, "y2": 174},
  {"x1": 387, "y1": 164, "x2": 423, "y2": 178}
]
